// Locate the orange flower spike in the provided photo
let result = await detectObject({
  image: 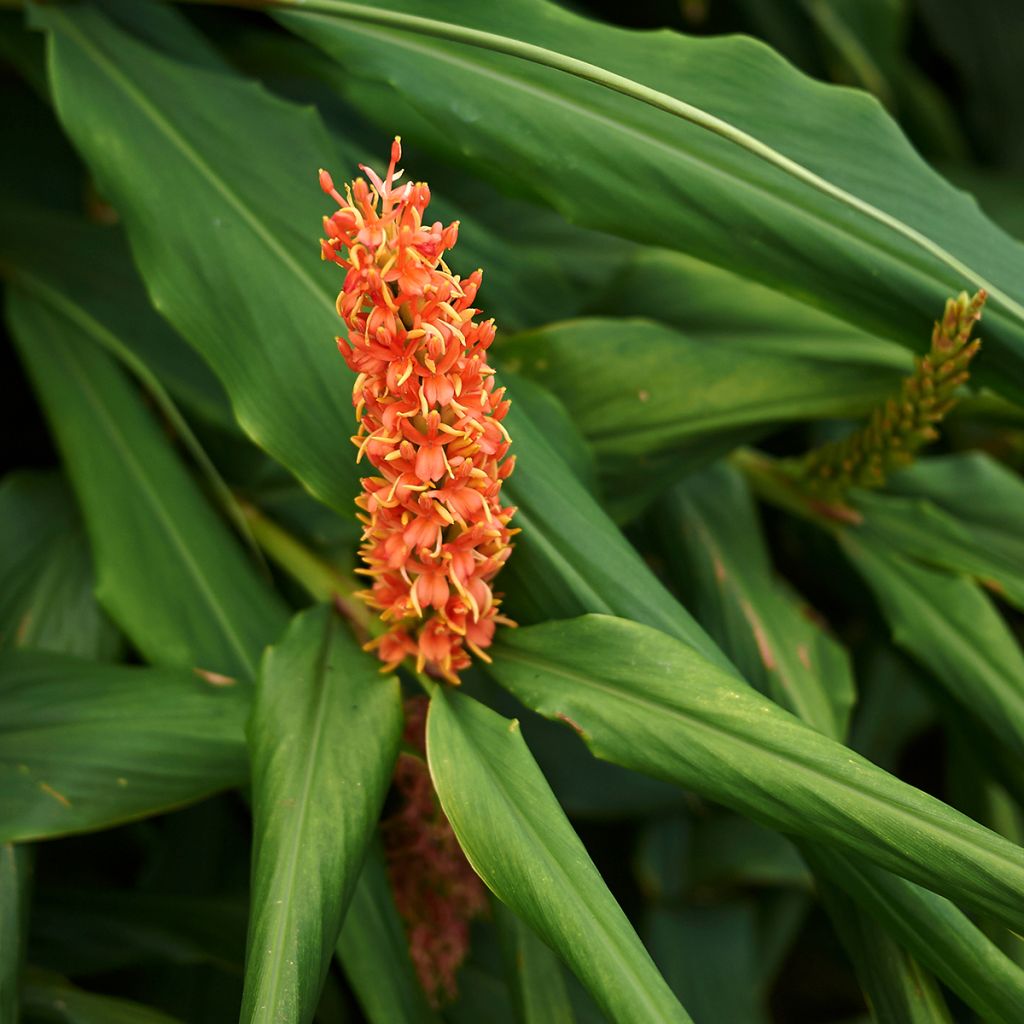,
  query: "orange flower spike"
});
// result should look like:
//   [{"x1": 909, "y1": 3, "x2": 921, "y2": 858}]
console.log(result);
[{"x1": 320, "y1": 138, "x2": 516, "y2": 683}]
